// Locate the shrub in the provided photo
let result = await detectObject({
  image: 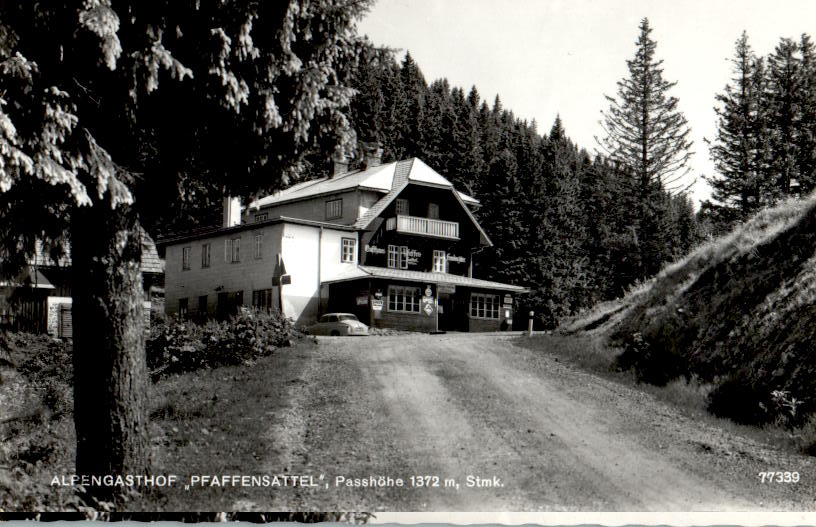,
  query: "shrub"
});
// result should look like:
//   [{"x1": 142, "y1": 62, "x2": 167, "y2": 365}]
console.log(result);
[
  {"x1": 146, "y1": 309, "x2": 297, "y2": 379},
  {"x1": 707, "y1": 371, "x2": 769, "y2": 425},
  {"x1": 614, "y1": 328, "x2": 690, "y2": 386}
]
